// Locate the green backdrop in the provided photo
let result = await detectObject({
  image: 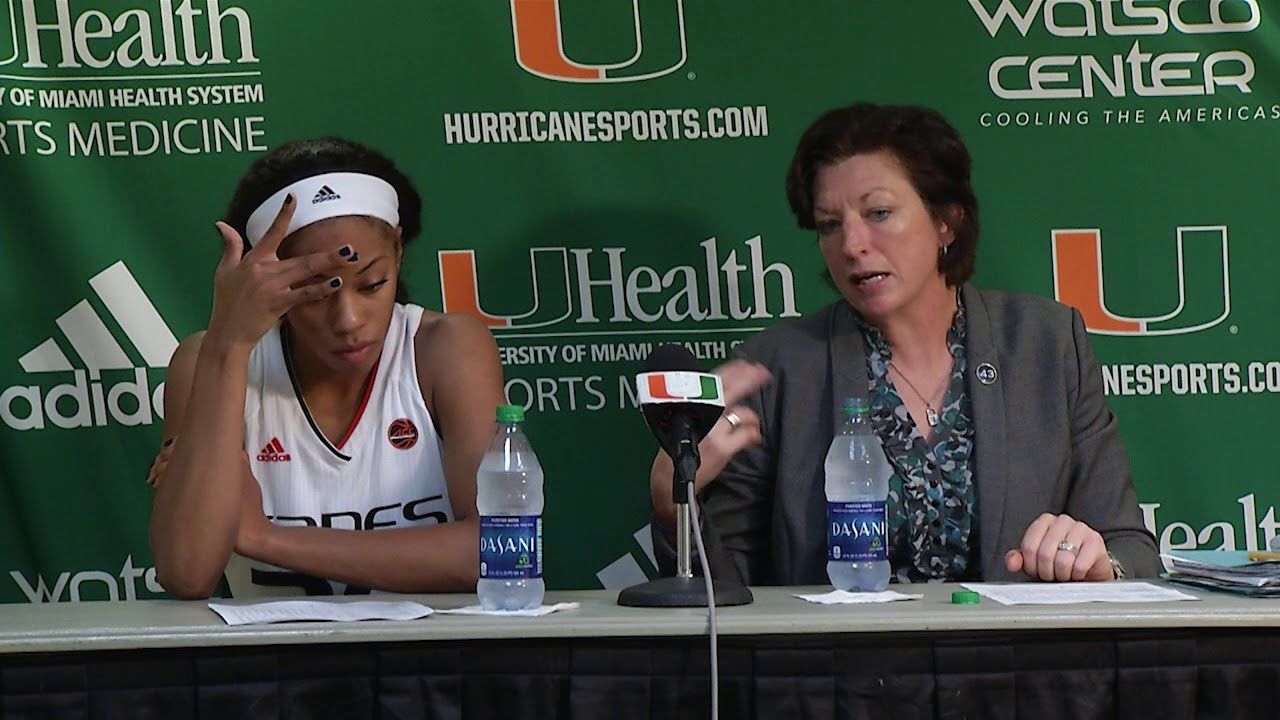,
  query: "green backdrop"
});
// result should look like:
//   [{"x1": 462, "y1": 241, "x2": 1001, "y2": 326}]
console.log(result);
[{"x1": 2, "y1": 0, "x2": 1277, "y2": 602}]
